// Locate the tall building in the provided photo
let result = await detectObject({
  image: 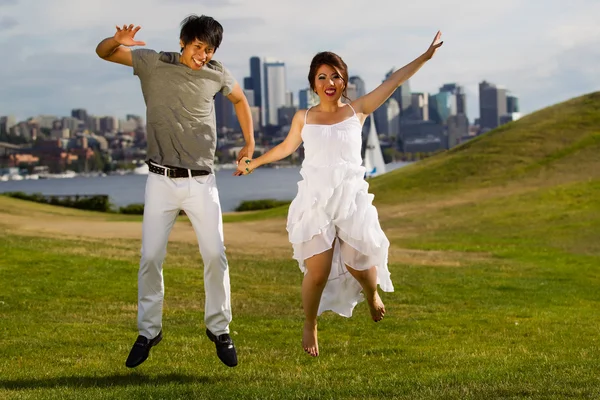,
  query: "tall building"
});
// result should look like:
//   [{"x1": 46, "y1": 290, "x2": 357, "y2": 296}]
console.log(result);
[
  {"x1": 214, "y1": 92, "x2": 234, "y2": 133},
  {"x1": 298, "y1": 88, "x2": 319, "y2": 109},
  {"x1": 373, "y1": 104, "x2": 389, "y2": 137},
  {"x1": 344, "y1": 82, "x2": 358, "y2": 104},
  {"x1": 99, "y1": 116, "x2": 118, "y2": 133},
  {"x1": 88, "y1": 116, "x2": 101, "y2": 133},
  {"x1": 479, "y1": 81, "x2": 507, "y2": 131},
  {"x1": 278, "y1": 106, "x2": 297, "y2": 127},
  {"x1": 411, "y1": 92, "x2": 429, "y2": 121},
  {"x1": 349, "y1": 76, "x2": 366, "y2": 98},
  {"x1": 0, "y1": 115, "x2": 17, "y2": 137},
  {"x1": 506, "y1": 94, "x2": 519, "y2": 113},
  {"x1": 439, "y1": 83, "x2": 466, "y2": 115},
  {"x1": 72, "y1": 109, "x2": 88, "y2": 122},
  {"x1": 502, "y1": 92, "x2": 521, "y2": 124},
  {"x1": 249, "y1": 107, "x2": 260, "y2": 131},
  {"x1": 385, "y1": 69, "x2": 411, "y2": 114},
  {"x1": 62, "y1": 117, "x2": 82, "y2": 133},
  {"x1": 244, "y1": 89, "x2": 255, "y2": 107},
  {"x1": 386, "y1": 98, "x2": 400, "y2": 137},
  {"x1": 429, "y1": 91, "x2": 456, "y2": 124},
  {"x1": 263, "y1": 59, "x2": 286, "y2": 126},
  {"x1": 243, "y1": 77, "x2": 253, "y2": 91},
  {"x1": 285, "y1": 91, "x2": 294, "y2": 107},
  {"x1": 249, "y1": 56, "x2": 262, "y2": 122},
  {"x1": 299, "y1": 89, "x2": 309, "y2": 110}
]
